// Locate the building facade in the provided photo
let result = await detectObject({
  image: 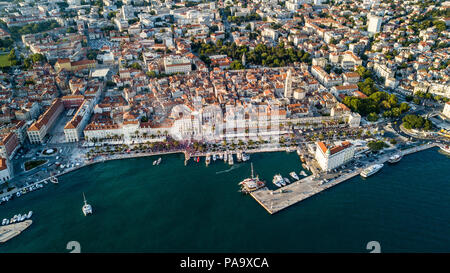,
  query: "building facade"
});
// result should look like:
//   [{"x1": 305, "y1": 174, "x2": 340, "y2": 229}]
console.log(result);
[
  {"x1": 27, "y1": 98, "x2": 64, "y2": 144},
  {"x1": 315, "y1": 141, "x2": 355, "y2": 171}
]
